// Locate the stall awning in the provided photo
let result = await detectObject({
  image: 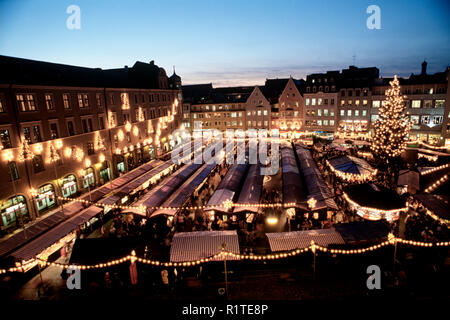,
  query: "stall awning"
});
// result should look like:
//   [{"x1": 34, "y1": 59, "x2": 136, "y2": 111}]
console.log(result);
[
  {"x1": 413, "y1": 194, "x2": 450, "y2": 221},
  {"x1": 334, "y1": 221, "x2": 390, "y2": 244},
  {"x1": 11, "y1": 206, "x2": 103, "y2": 261},
  {"x1": 266, "y1": 229, "x2": 344, "y2": 252},
  {"x1": 170, "y1": 230, "x2": 240, "y2": 262}
]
